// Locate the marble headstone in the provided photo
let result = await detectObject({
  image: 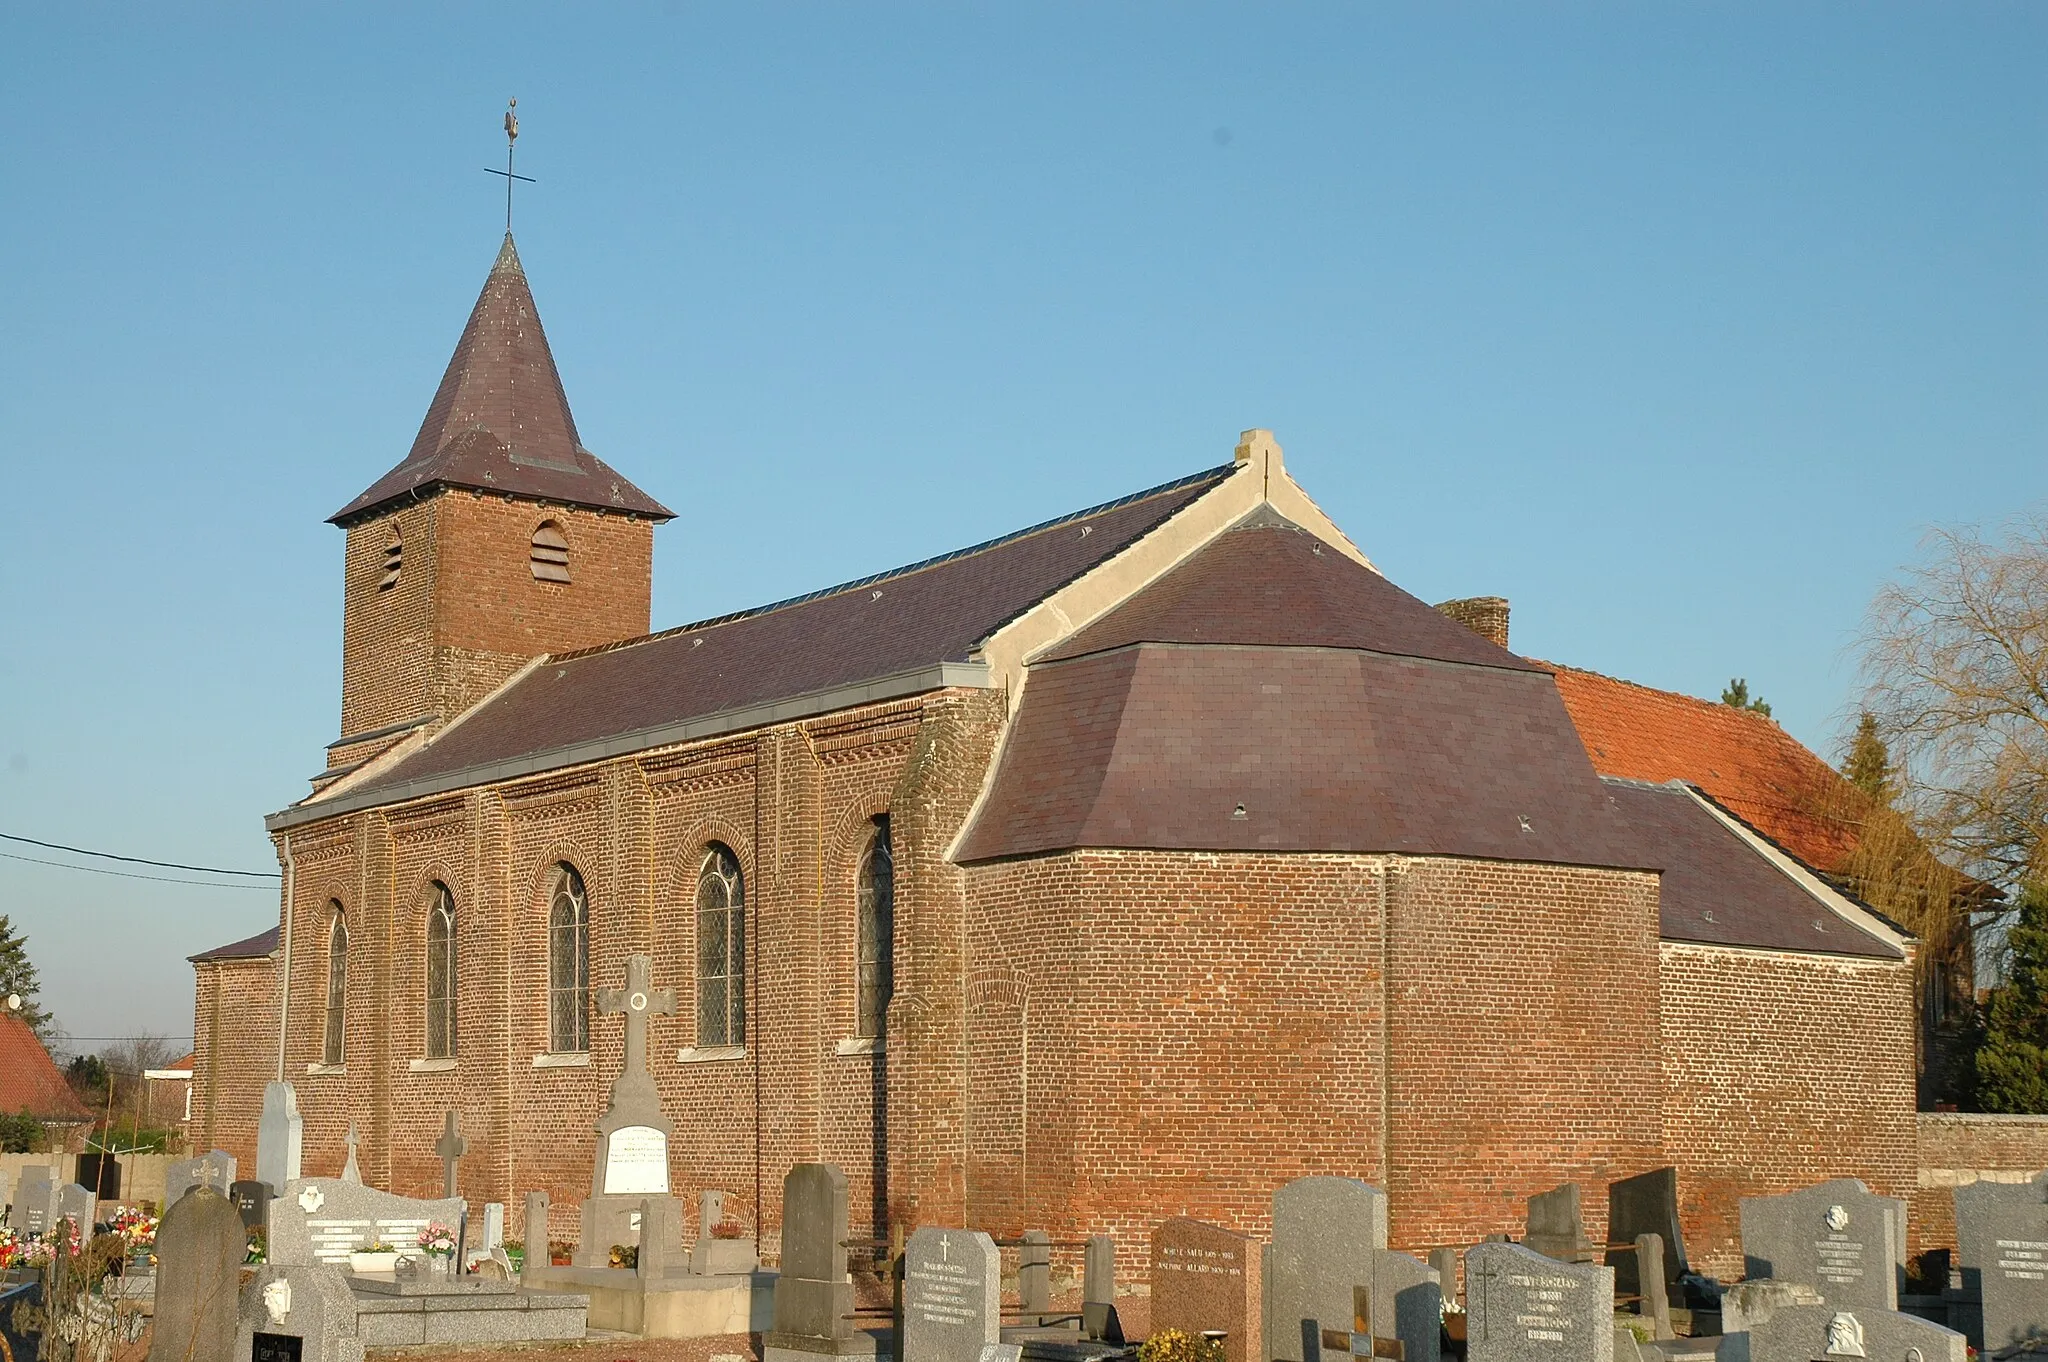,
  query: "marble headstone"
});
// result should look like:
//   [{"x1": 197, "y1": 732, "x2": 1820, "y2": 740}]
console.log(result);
[
  {"x1": 1265, "y1": 1176, "x2": 1390, "y2": 1362},
  {"x1": 1741, "y1": 1179, "x2": 1901, "y2": 1310},
  {"x1": 1954, "y1": 1169, "x2": 2048, "y2": 1353},
  {"x1": 902, "y1": 1228, "x2": 1000, "y2": 1362},
  {"x1": 465, "y1": 1202, "x2": 505, "y2": 1269},
  {"x1": 267, "y1": 1178, "x2": 463, "y2": 1268},
  {"x1": 147, "y1": 1186, "x2": 246, "y2": 1362},
  {"x1": 55, "y1": 1181, "x2": 95, "y2": 1230},
  {"x1": 764, "y1": 1163, "x2": 874, "y2": 1362},
  {"x1": 165, "y1": 1149, "x2": 237, "y2": 1205},
  {"x1": 1607, "y1": 1168, "x2": 1687, "y2": 1295},
  {"x1": 1743, "y1": 1303, "x2": 1966, "y2": 1362},
  {"x1": 1466, "y1": 1241, "x2": 1614, "y2": 1362},
  {"x1": 1153, "y1": 1217, "x2": 1262, "y2": 1362},
  {"x1": 256, "y1": 1081, "x2": 305, "y2": 1193},
  {"x1": 14, "y1": 1170, "x2": 59, "y2": 1232}
]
